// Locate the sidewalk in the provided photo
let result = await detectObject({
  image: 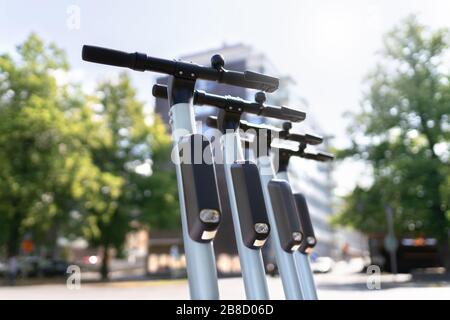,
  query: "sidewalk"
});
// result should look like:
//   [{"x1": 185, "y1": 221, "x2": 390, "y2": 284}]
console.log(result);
[{"x1": 1, "y1": 272, "x2": 449, "y2": 300}]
